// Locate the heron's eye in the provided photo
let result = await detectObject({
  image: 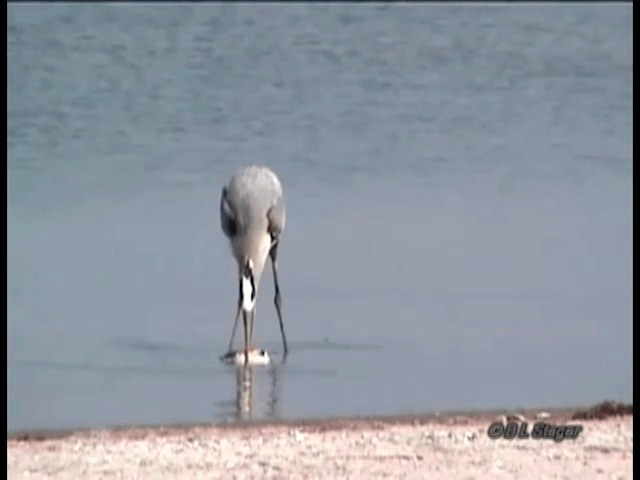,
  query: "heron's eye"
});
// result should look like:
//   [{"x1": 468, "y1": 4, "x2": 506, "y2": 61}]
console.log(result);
[
  {"x1": 221, "y1": 189, "x2": 239, "y2": 237},
  {"x1": 225, "y1": 216, "x2": 238, "y2": 237}
]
